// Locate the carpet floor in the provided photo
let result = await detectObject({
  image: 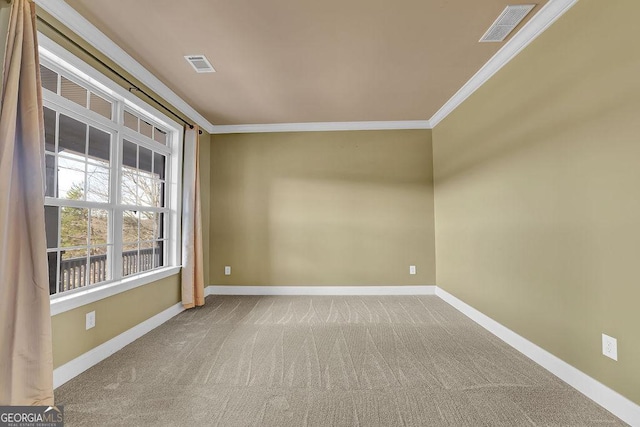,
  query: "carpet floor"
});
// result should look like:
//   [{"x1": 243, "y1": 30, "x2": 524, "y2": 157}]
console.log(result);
[{"x1": 55, "y1": 295, "x2": 626, "y2": 426}]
